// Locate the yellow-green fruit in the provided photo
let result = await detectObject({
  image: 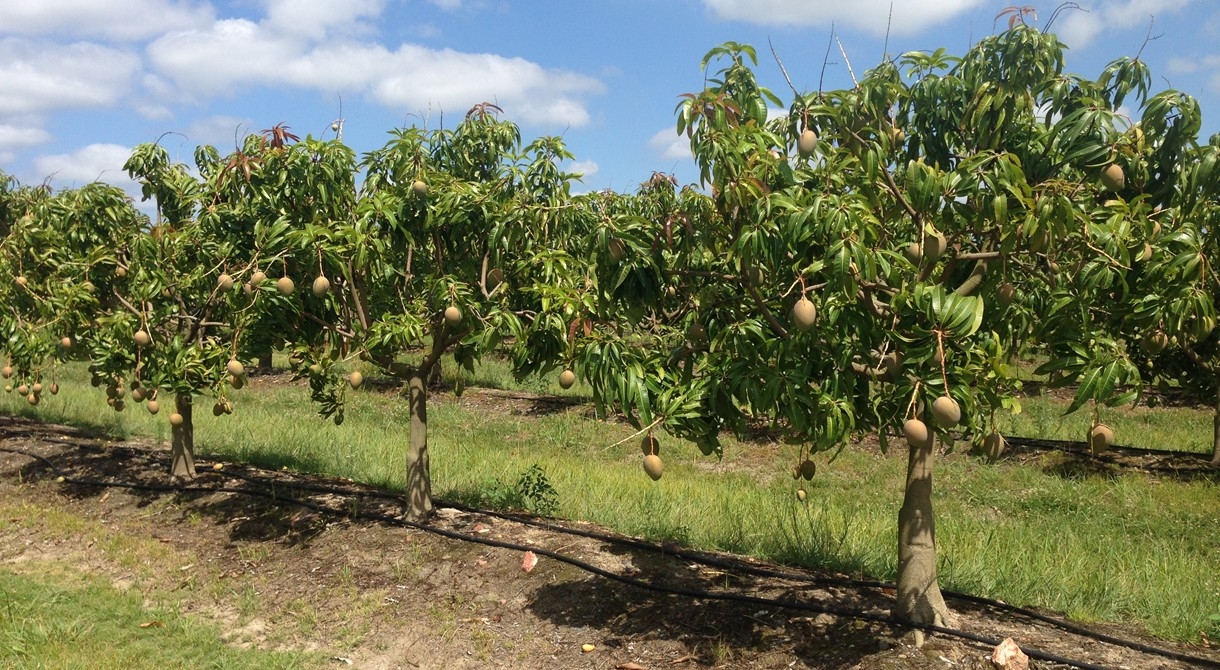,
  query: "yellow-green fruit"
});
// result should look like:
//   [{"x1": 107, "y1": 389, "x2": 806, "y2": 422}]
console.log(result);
[
  {"x1": 218, "y1": 273, "x2": 234, "y2": 291},
  {"x1": 226, "y1": 359, "x2": 244, "y2": 377},
  {"x1": 922, "y1": 232, "x2": 948, "y2": 263},
  {"x1": 558, "y1": 369, "x2": 576, "y2": 389},
  {"x1": 487, "y1": 268, "x2": 504, "y2": 288},
  {"x1": 229, "y1": 374, "x2": 244, "y2": 390},
  {"x1": 212, "y1": 402, "x2": 226, "y2": 417},
  {"x1": 277, "y1": 276, "x2": 295, "y2": 295},
  {"x1": 49, "y1": 383, "x2": 59, "y2": 395},
  {"x1": 312, "y1": 275, "x2": 330, "y2": 297},
  {"x1": 308, "y1": 363, "x2": 323, "y2": 376},
  {"x1": 83, "y1": 281, "x2": 96, "y2": 294},
  {"x1": 444, "y1": 305, "x2": 462, "y2": 326},
  {"x1": 14, "y1": 276, "x2": 28, "y2": 288},
  {"x1": 1100, "y1": 164, "x2": 1125, "y2": 191},
  {"x1": 797, "y1": 129, "x2": 818, "y2": 158},
  {"x1": 608, "y1": 238, "x2": 625, "y2": 262},
  {"x1": 131, "y1": 387, "x2": 145, "y2": 402},
  {"x1": 242, "y1": 282, "x2": 253, "y2": 295},
  {"x1": 903, "y1": 418, "x2": 932, "y2": 448},
  {"x1": 792, "y1": 297, "x2": 816, "y2": 332},
  {"x1": 348, "y1": 371, "x2": 364, "y2": 389},
  {"x1": 879, "y1": 351, "x2": 902, "y2": 379},
  {"x1": 412, "y1": 180, "x2": 428, "y2": 197},
  {"x1": 169, "y1": 412, "x2": 183, "y2": 426},
  {"x1": 983, "y1": 432, "x2": 1005, "y2": 460},
  {"x1": 3, "y1": 385, "x2": 9, "y2": 393},
  {"x1": 997, "y1": 282, "x2": 1015, "y2": 307},
  {"x1": 796, "y1": 488, "x2": 807, "y2": 502},
  {"x1": 60, "y1": 336, "x2": 72, "y2": 348},
  {"x1": 931, "y1": 395, "x2": 961, "y2": 428},
  {"x1": 32, "y1": 383, "x2": 43, "y2": 395},
  {"x1": 642, "y1": 454, "x2": 664, "y2": 481},
  {"x1": 904, "y1": 242, "x2": 922, "y2": 265},
  {"x1": 640, "y1": 434, "x2": 659, "y2": 456},
  {"x1": 1141, "y1": 330, "x2": 1169, "y2": 355},
  {"x1": 798, "y1": 459, "x2": 816, "y2": 481},
  {"x1": 27, "y1": 393, "x2": 38, "y2": 406},
  {"x1": 891, "y1": 126, "x2": 906, "y2": 145},
  {"x1": 1026, "y1": 228, "x2": 1050, "y2": 254},
  {"x1": 251, "y1": 270, "x2": 267, "y2": 285},
  {"x1": 134, "y1": 330, "x2": 152, "y2": 347},
  {"x1": 146, "y1": 399, "x2": 160, "y2": 415},
  {"x1": 16, "y1": 384, "x2": 28, "y2": 396},
  {"x1": 115, "y1": 266, "x2": 127, "y2": 278},
  {"x1": 1193, "y1": 315, "x2": 1217, "y2": 342},
  {"x1": 1088, "y1": 423, "x2": 1114, "y2": 452},
  {"x1": 0, "y1": 365, "x2": 10, "y2": 378},
  {"x1": 112, "y1": 400, "x2": 125, "y2": 412}
]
